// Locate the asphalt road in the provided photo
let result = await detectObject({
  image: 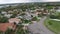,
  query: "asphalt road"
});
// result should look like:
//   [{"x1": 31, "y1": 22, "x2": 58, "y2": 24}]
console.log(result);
[{"x1": 28, "y1": 16, "x2": 55, "y2": 34}]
